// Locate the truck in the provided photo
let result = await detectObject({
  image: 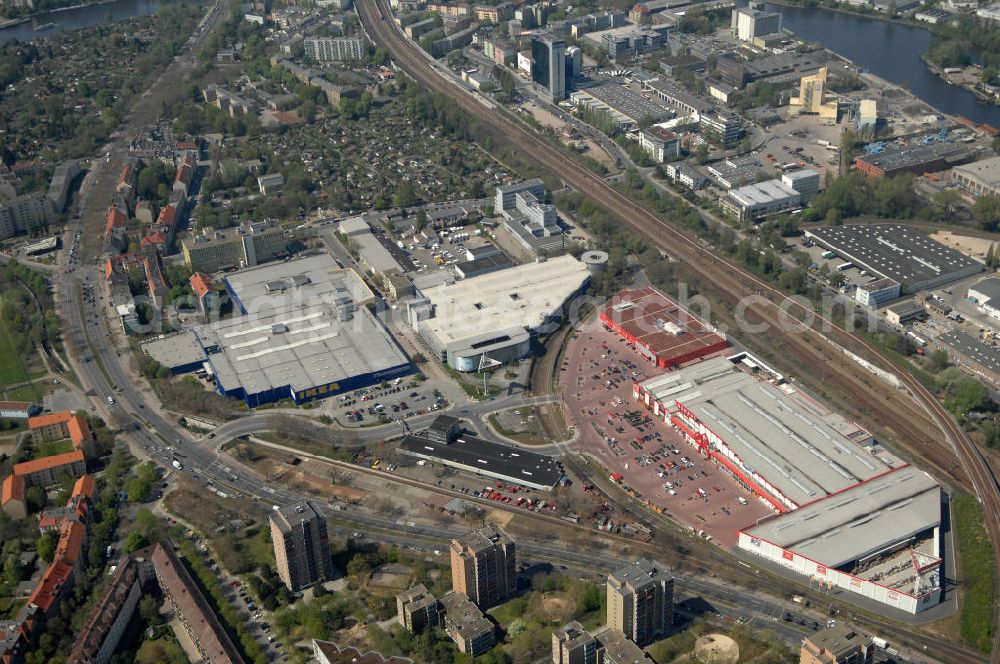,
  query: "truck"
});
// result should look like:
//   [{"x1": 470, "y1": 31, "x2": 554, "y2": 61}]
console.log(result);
[
  {"x1": 172, "y1": 460, "x2": 183, "y2": 471},
  {"x1": 872, "y1": 637, "x2": 889, "y2": 649},
  {"x1": 835, "y1": 262, "x2": 854, "y2": 272},
  {"x1": 821, "y1": 251, "x2": 837, "y2": 259}
]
